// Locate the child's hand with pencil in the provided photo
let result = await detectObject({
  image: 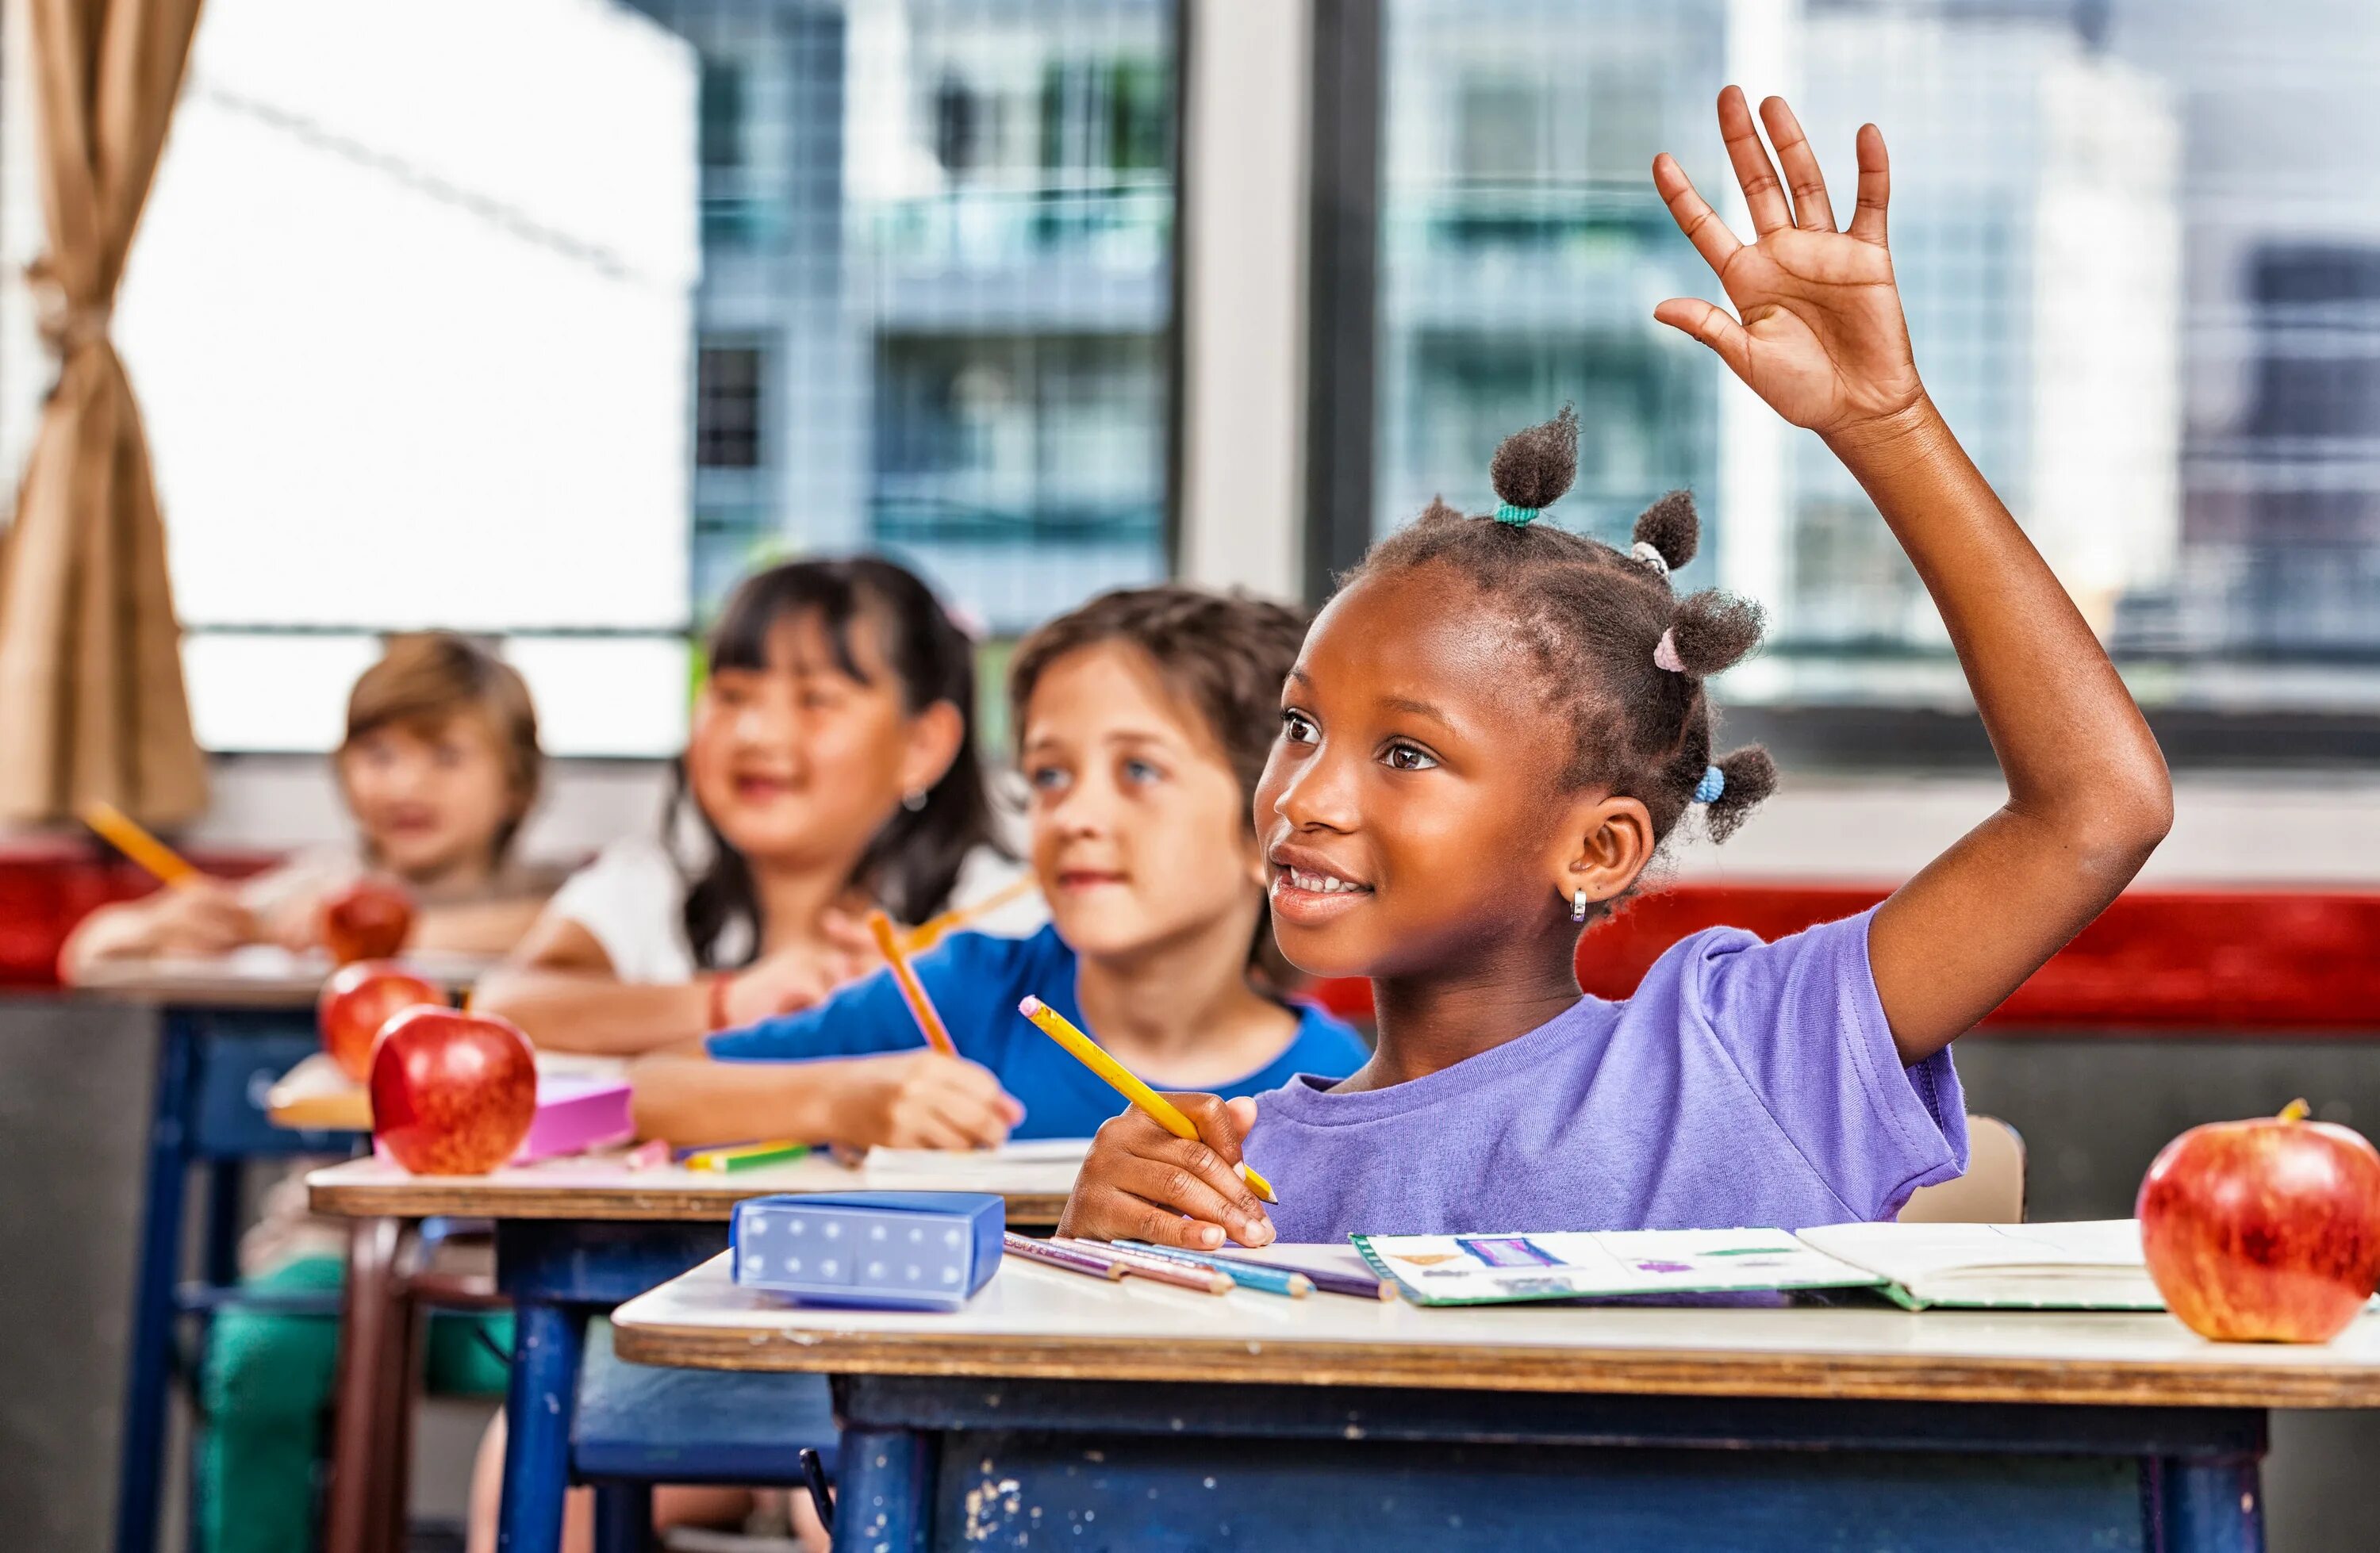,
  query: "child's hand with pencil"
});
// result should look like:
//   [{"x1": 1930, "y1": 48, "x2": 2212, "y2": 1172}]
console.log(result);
[
  {"x1": 838, "y1": 1049, "x2": 1023, "y2": 1152},
  {"x1": 1058, "y1": 1093, "x2": 1276, "y2": 1250}
]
